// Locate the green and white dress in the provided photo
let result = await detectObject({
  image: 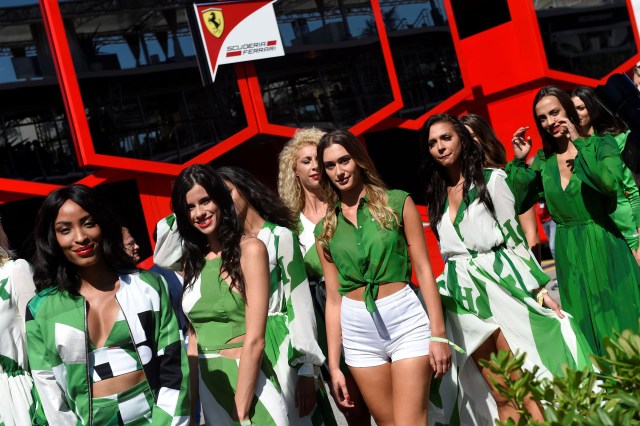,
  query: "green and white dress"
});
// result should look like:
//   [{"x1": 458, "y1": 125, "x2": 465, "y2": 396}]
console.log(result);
[
  {"x1": 0, "y1": 259, "x2": 39, "y2": 426},
  {"x1": 154, "y1": 216, "x2": 336, "y2": 425},
  {"x1": 258, "y1": 222, "x2": 336, "y2": 426},
  {"x1": 430, "y1": 169, "x2": 593, "y2": 426},
  {"x1": 182, "y1": 257, "x2": 288, "y2": 425}
]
